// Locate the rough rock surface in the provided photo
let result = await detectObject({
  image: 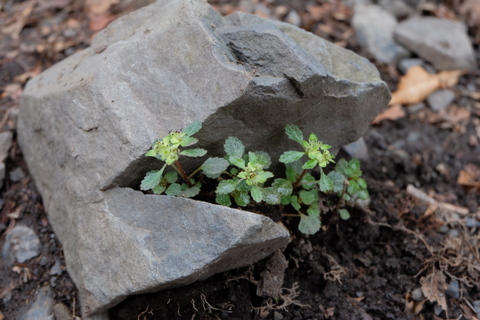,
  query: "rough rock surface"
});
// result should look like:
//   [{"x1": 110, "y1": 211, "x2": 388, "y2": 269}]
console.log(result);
[
  {"x1": 352, "y1": 4, "x2": 410, "y2": 64},
  {"x1": 394, "y1": 16, "x2": 476, "y2": 70},
  {"x1": 17, "y1": 0, "x2": 390, "y2": 317}
]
